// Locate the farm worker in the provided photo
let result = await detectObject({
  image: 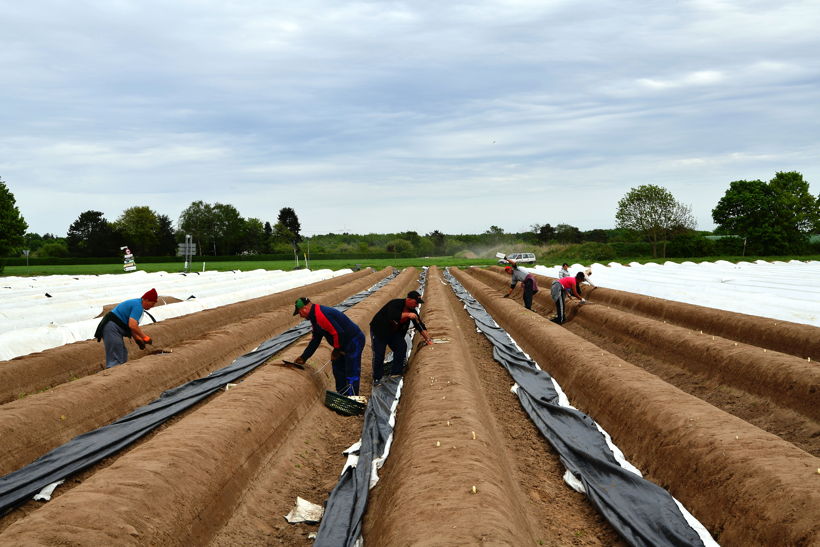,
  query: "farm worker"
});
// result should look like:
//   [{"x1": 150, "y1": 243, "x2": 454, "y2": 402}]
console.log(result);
[
  {"x1": 292, "y1": 297, "x2": 365, "y2": 396},
  {"x1": 578, "y1": 266, "x2": 596, "y2": 296},
  {"x1": 584, "y1": 267, "x2": 596, "y2": 287},
  {"x1": 503, "y1": 258, "x2": 539, "y2": 310},
  {"x1": 369, "y1": 290, "x2": 433, "y2": 386},
  {"x1": 550, "y1": 272, "x2": 587, "y2": 324},
  {"x1": 558, "y1": 263, "x2": 570, "y2": 279},
  {"x1": 94, "y1": 288, "x2": 158, "y2": 368}
]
